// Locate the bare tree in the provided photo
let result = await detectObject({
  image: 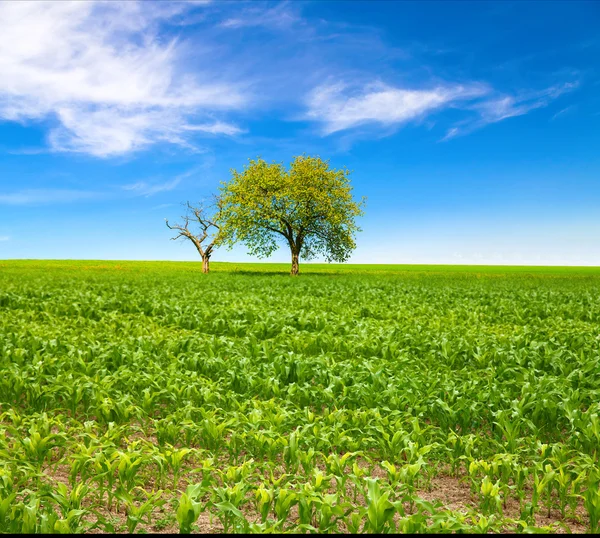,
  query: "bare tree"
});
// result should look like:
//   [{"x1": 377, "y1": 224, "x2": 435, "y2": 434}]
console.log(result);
[{"x1": 165, "y1": 199, "x2": 223, "y2": 274}]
